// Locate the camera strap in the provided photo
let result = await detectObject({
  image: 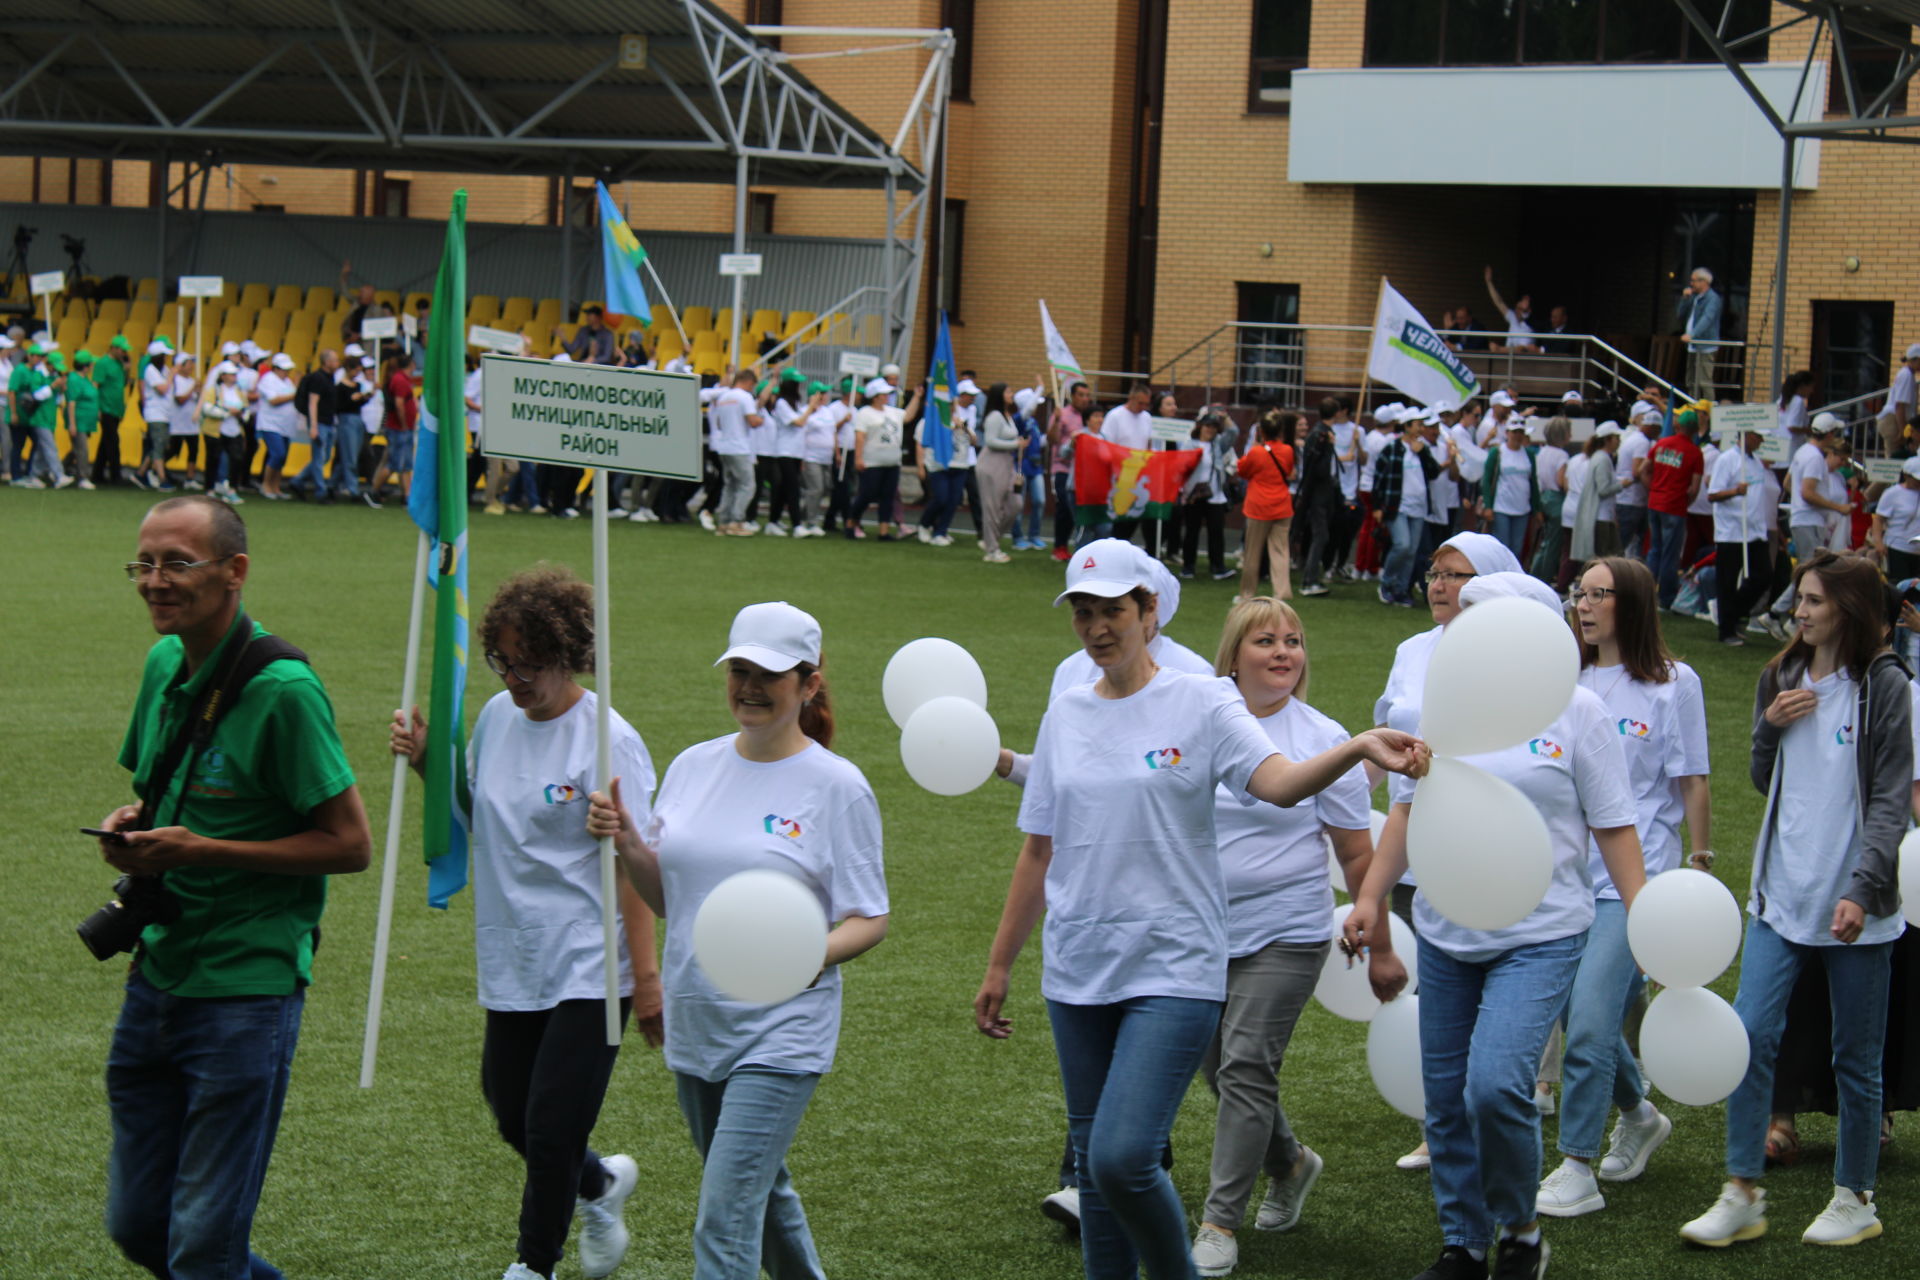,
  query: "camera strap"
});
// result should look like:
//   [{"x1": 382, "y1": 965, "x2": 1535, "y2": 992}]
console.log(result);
[{"x1": 138, "y1": 612, "x2": 309, "y2": 830}]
